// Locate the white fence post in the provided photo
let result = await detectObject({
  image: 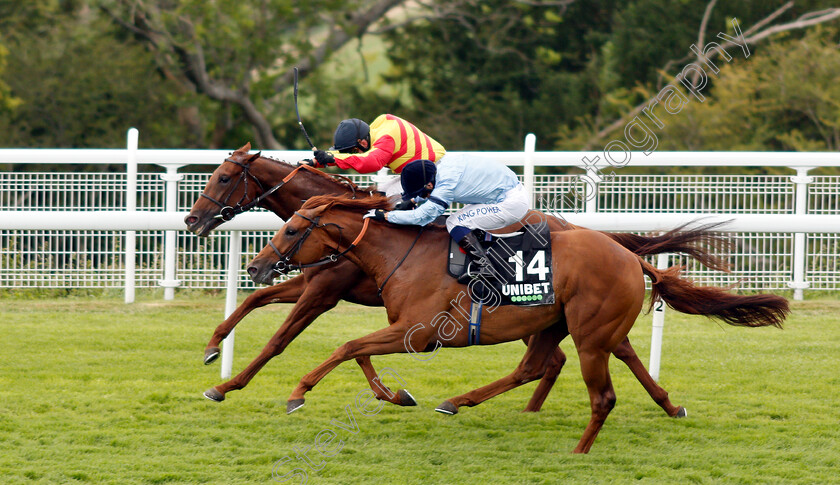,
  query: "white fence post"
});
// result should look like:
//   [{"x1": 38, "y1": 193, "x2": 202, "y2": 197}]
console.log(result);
[
  {"x1": 158, "y1": 164, "x2": 185, "y2": 300},
  {"x1": 124, "y1": 128, "x2": 138, "y2": 304},
  {"x1": 789, "y1": 167, "x2": 814, "y2": 301},
  {"x1": 523, "y1": 134, "x2": 536, "y2": 207},
  {"x1": 220, "y1": 230, "x2": 242, "y2": 379},
  {"x1": 584, "y1": 168, "x2": 599, "y2": 213},
  {"x1": 649, "y1": 252, "x2": 669, "y2": 382}
]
